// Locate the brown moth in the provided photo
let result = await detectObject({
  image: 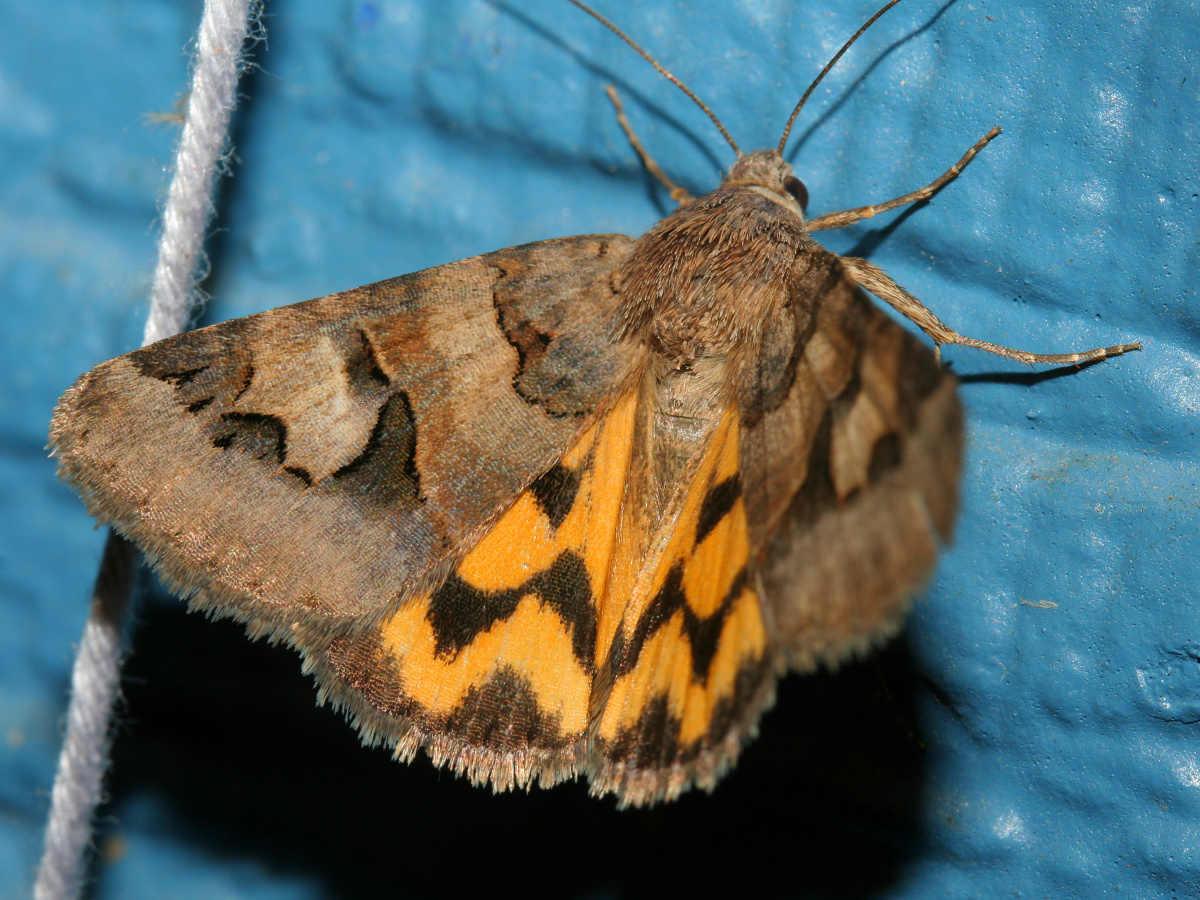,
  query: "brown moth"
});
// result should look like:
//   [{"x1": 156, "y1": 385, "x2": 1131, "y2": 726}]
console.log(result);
[{"x1": 48, "y1": 0, "x2": 1139, "y2": 807}]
